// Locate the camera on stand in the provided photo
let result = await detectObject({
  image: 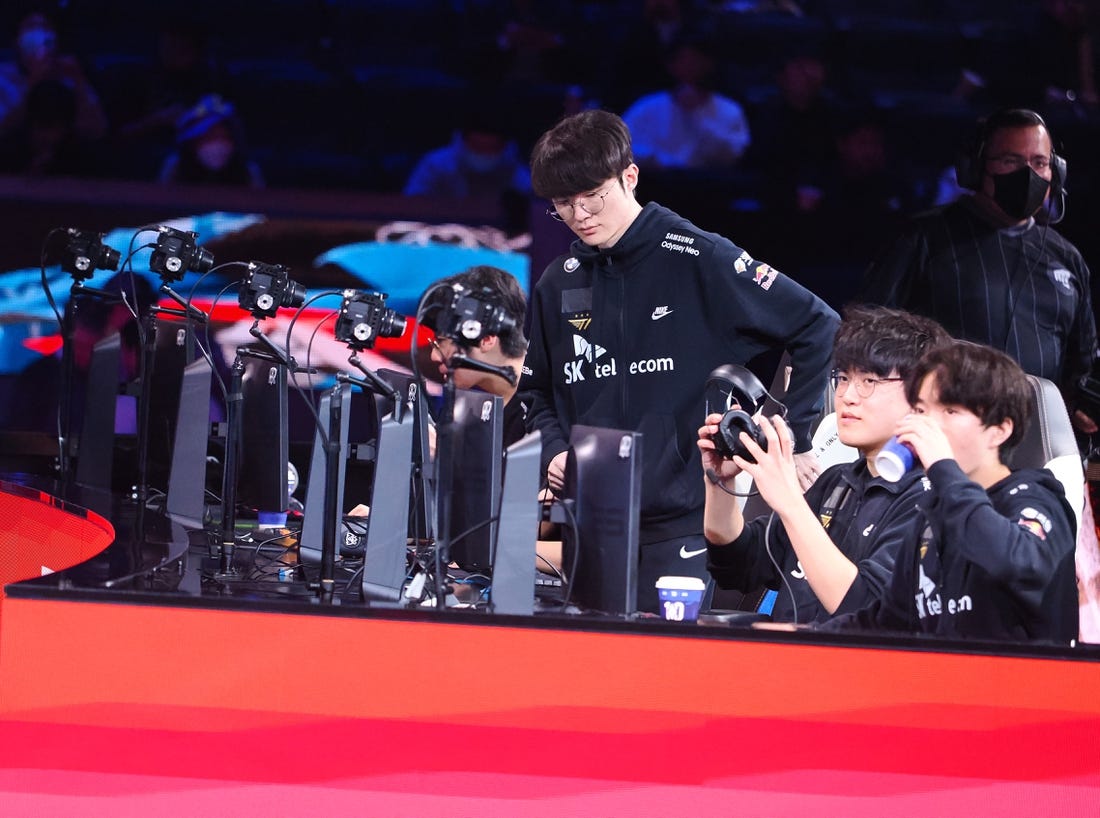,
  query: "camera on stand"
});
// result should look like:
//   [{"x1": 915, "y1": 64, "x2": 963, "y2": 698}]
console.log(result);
[
  {"x1": 59, "y1": 229, "x2": 120, "y2": 281},
  {"x1": 427, "y1": 284, "x2": 516, "y2": 346},
  {"x1": 333, "y1": 290, "x2": 407, "y2": 349},
  {"x1": 238, "y1": 262, "x2": 306, "y2": 319},
  {"x1": 149, "y1": 226, "x2": 214, "y2": 282}
]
